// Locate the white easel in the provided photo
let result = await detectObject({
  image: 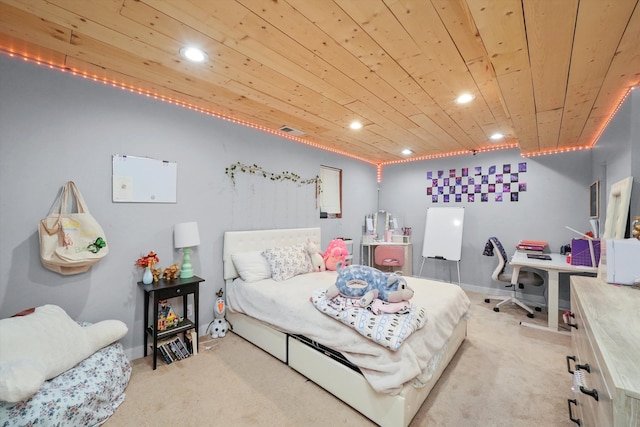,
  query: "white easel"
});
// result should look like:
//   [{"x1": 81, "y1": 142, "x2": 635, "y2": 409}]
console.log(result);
[{"x1": 419, "y1": 207, "x2": 464, "y2": 285}]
